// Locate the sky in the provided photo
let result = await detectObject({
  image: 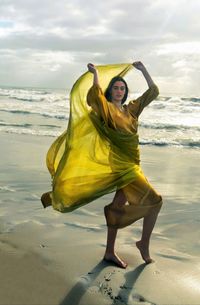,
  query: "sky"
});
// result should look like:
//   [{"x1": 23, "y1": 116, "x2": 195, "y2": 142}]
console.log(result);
[{"x1": 0, "y1": 0, "x2": 199, "y2": 95}]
